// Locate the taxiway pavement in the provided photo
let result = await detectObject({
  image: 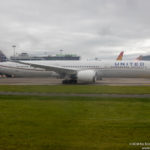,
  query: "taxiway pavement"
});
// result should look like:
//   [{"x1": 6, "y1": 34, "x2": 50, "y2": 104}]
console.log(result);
[{"x1": 0, "y1": 77, "x2": 149, "y2": 86}]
